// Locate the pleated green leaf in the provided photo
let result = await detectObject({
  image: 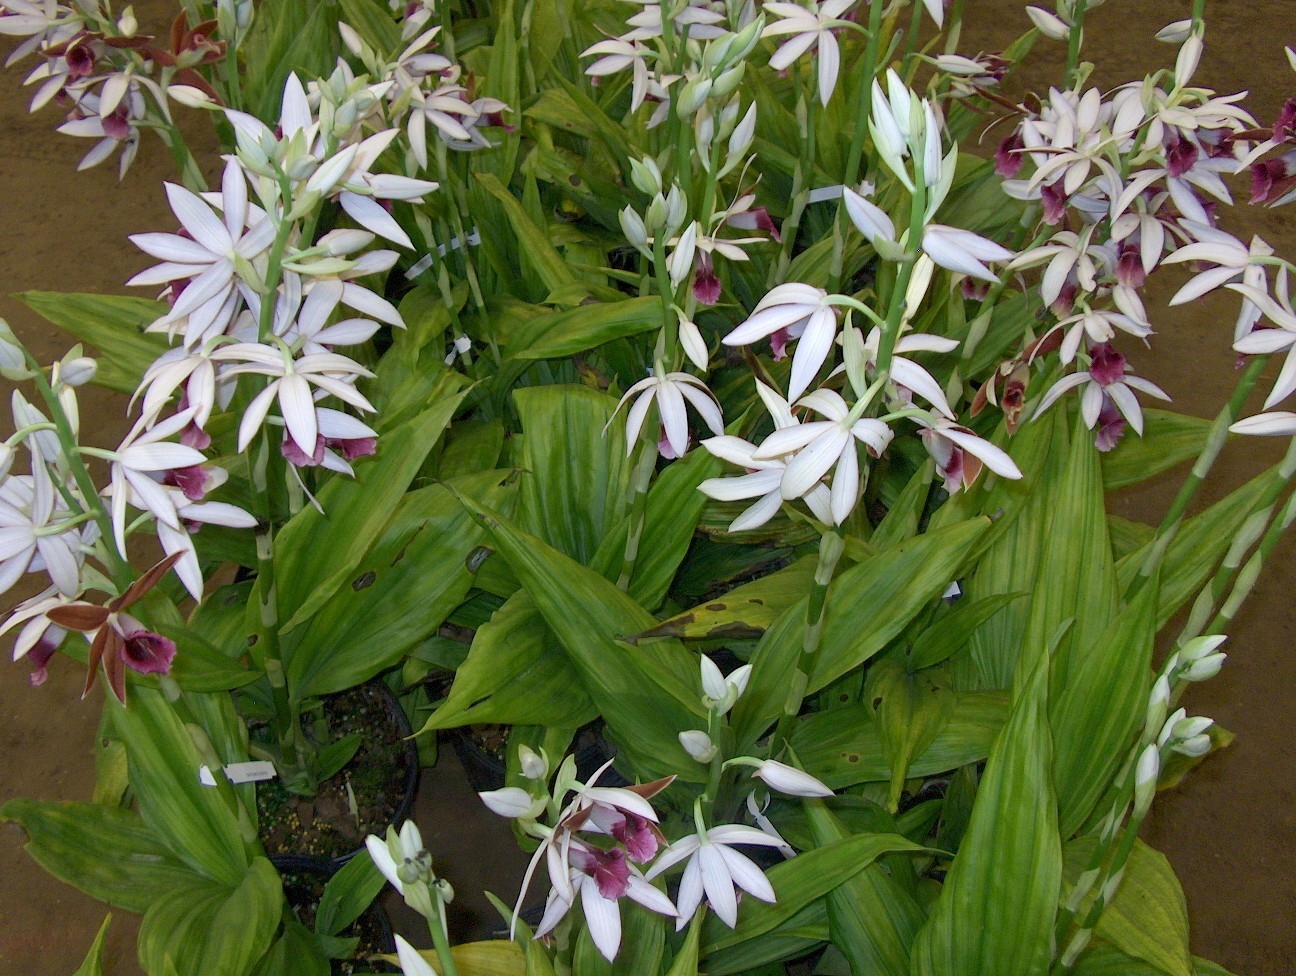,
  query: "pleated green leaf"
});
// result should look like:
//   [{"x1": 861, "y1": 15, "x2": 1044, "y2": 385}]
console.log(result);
[
  {"x1": 1052, "y1": 572, "x2": 1159, "y2": 838},
  {"x1": 16, "y1": 291, "x2": 166, "y2": 393},
  {"x1": 420, "y1": 589, "x2": 596, "y2": 731},
  {"x1": 1101, "y1": 410, "x2": 1212, "y2": 491},
  {"x1": 274, "y1": 389, "x2": 466, "y2": 635},
  {"x1": 953, "y1": 408, "x2": 1065, "y2": 691},
  {"x1": 701, "y1": 832, "x2": 929, "y2": 956},
  {"x1": 505, "y1": 296, "x2": 662, "y2": 360},
  {"x1": 807, "y1": 802, "x2": 927, "y2": 976},
  {"x1": 336, "y1": 0, "x2": 400, "y2": 51},
  {"x1": 108, "y1": 687, "x2": 248, "y2": 887},
  {"x1": 1068, "y1": 946, "x2": 1238, "y2": 976},
  {"x1": 475, "y1": 172, "x2": 582, "y2": 299},
  {"x1": 910, "y1": 655, "x2": 1061, "y2": 976},
  {"x1": 907, "y1": 593, "x2": 1026, "y2": 671},
  {"x1": 454, "y1": 496, "x2": 705, "y2": 780},
  {"x1": 630, "y1": 556, "x2": 816, "y2": 642},
  {"x1": 0, "y1": 799, "x2": 197, "y2": 913},
  {"x1": 589, "y1": 445, "x2": 723, "y2": 611},
  {"x1": 867, "y1": 661, "x2": 956, "y2": 812},
  {"x1": 701, "y1": 902, "x2": 827, "y2": 975},
  {"x1": 789, "y1": 692, "x2": 1008, "y2": 790},
  {"x1": 514, "y1": 385, "x2": 629, "y2": 564},
  {"x1": 1063, "y1": 838, "x2": 1193, "y2": 976},
  {"x1": 732, "y1": 517, "x2": 990, "y2": 749},
  {"x1": 138, "y1": 857, "x2": 281, "y2": 976},
  {"x1": 1021, "y1": 414, "x2": 1118, "y2": 688},
  {"x1": 315, "y1": 852, "x2": 386, "y2": 938},
  {"x1": 288, "y1": 470, "x2": 514, "y2": 699}
]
